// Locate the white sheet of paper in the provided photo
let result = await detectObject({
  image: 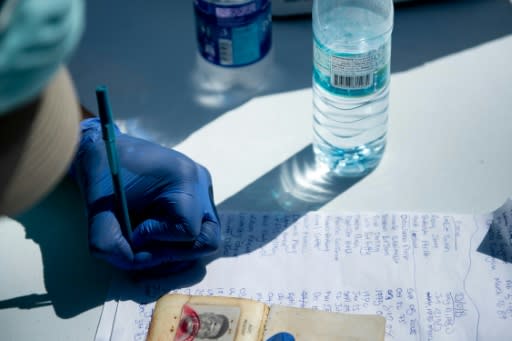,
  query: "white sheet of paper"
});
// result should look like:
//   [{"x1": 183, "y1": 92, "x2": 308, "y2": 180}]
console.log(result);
[{"x1": 95, "y1": 198, "x2": 512, "y2": 341}]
